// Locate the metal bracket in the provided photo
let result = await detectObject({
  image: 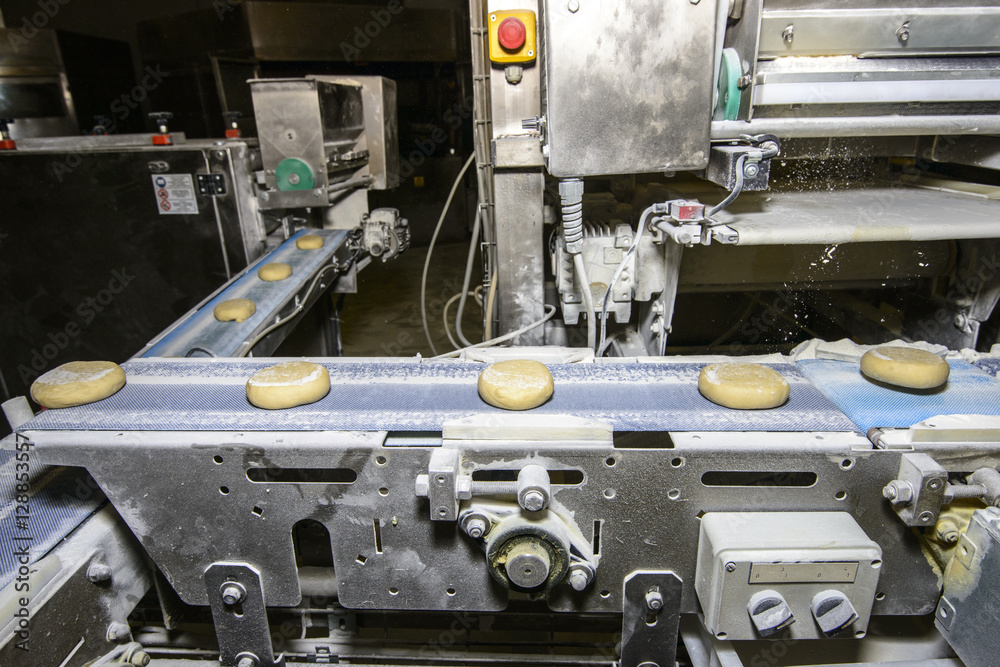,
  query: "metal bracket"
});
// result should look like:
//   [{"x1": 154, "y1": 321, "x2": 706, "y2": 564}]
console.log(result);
[
  {"x1": 205, "y1": 563, "x2": 285, "y2": 667},
  {"x1": 885, "y1": 453, "x2": 947, "y2": 527},
  {"x1": 415, "y1": 448, "x2": 471, "y2": 521},
  {"x1": 621, "y1": 571, "x2": 682, "y2": 667}
]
